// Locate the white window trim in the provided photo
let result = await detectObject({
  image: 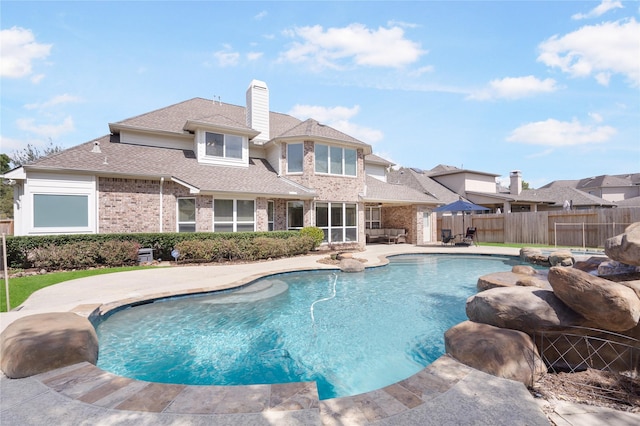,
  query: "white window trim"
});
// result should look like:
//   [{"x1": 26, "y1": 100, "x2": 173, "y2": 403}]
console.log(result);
[
  {"x1": 267, "y1": 200, "x2": 274, "y2": 231},
  {"x1": 287, "y1": 200, "x2": 304, "y2": 230},
  {"x1": 314, "y1": 143, "x2": 357, "y2": 177},
  {"x1": 25, "y1": 173, "x2": 96, "y2": 235},
  {"x1": 286, "y1": 143, "x2": 304, "y2": 175},
  {"x1": 365, "y1": 205, "x2": 381, "y2": 229},
  {"x1": 177, "y1": 197, "x2": 196, "y2": 232},
  {"x1": 315, "y1": 202, "x2": 358, "y2": 243},
  {"x1": 213, "y1": 199, "x2": 256, "y2": 232},
  {"x1": 196, "y1": 130, "x2": 248, "y2": 167}
]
